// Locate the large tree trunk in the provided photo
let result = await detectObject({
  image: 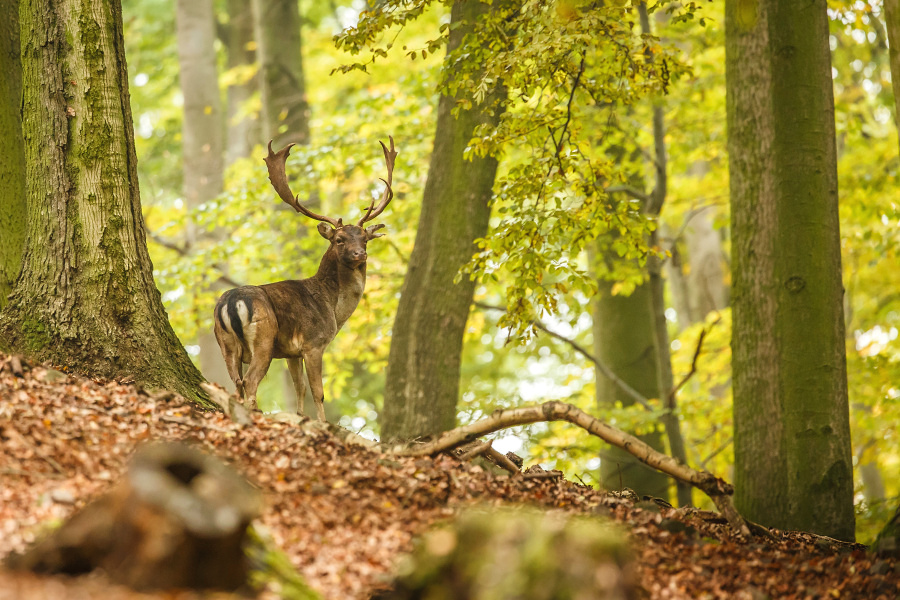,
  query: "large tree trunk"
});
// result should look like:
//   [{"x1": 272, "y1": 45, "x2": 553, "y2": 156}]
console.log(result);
[
  {"x1": 0, "y1": 0, "x2": 207, "y2": 404},
  {"x1": 224, "y1": 0, "x2": 258, "y2": 164},
  {"x1": 0, "y1": 0, "x2": 25, "y2": 309},
  {"x1": 381, "y1": 0, "x2": 504, "y2": 442},
  {"x1": 252, "y1": 0, "x2": 309, "y2": 147},
  {"x1": 592, "y1": 275, "x2": 669, "y2": 499},
  {"x1": 175, "y1": 0, "x2": 230, "y2": 389},
  {"x1": 726, "y1": 0, "x2": 854, "y2": 540}
]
